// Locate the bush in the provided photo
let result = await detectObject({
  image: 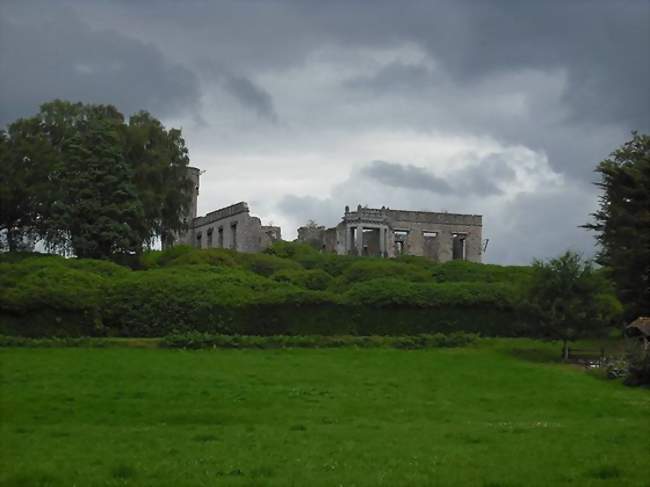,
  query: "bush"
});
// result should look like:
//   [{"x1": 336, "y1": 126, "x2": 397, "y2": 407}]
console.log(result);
[
  {"x1": 160, "y1": 331, "x2": 478, "y2": 349},
  {"x1": 343, "y1": 278, "x2": 520, "y2": 308},
  {"x1": 339, "y1": 259, "x2": 432, "y2": 285},
  {"x1": 625, "y1": 346, "x2": 650, "y2": 387},
  {"x1": 235, "y1": 252, "x2": 303, "y2": 277},
  {"x1": 271, "y1": 268, "x2": 333, "y2": 290}
]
